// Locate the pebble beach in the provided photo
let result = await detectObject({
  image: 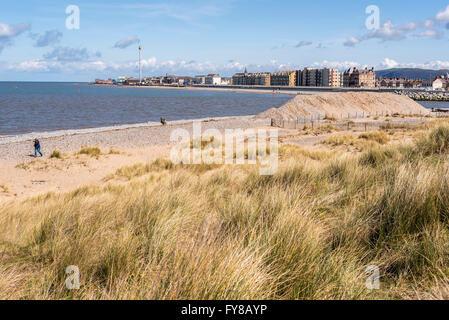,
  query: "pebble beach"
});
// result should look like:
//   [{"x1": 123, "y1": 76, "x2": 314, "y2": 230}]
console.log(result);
[{"x1": 0, "y1": 116, "x2": 271, "y2": 163}]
